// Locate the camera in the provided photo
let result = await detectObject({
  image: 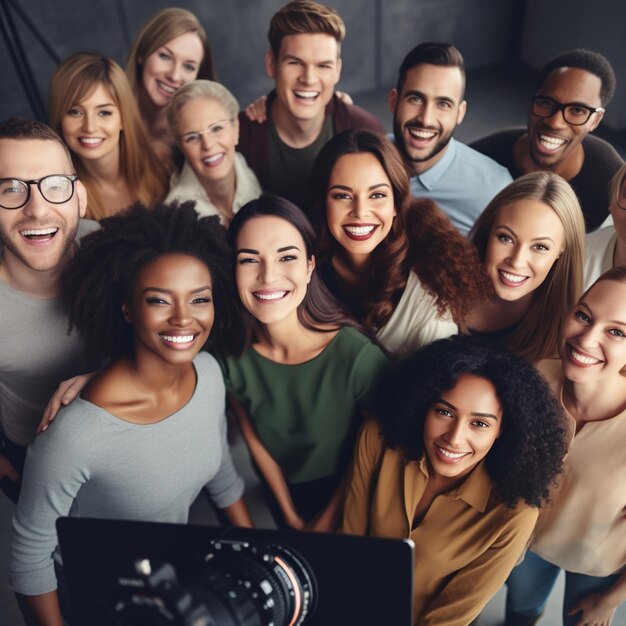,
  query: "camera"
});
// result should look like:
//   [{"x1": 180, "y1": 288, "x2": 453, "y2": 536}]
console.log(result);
[
  {"x1": 107, "y1": 538, "x2": 314, "y2": 626},
  {"x1": 58, "y1": 518, "x2": 414, "y2": 626}
]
